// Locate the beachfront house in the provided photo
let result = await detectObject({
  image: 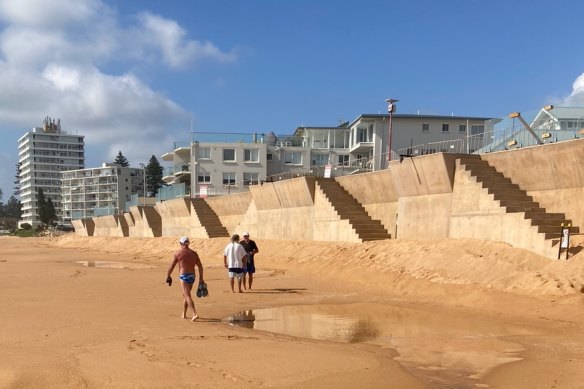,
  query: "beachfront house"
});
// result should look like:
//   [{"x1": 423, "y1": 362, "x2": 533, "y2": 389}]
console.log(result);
[{"x1": 158, "y1": 113, "x2": 492, "y2": 200}]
